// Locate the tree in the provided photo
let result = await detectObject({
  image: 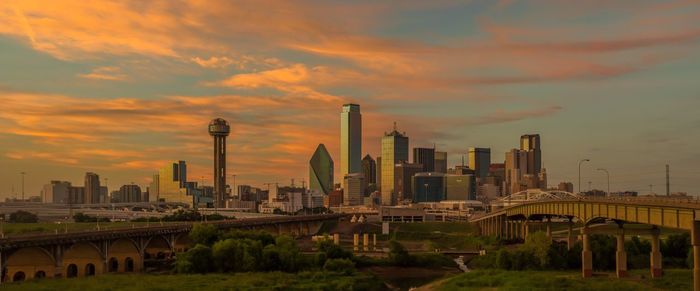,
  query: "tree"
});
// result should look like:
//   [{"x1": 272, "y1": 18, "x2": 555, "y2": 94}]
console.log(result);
[
  {"x1": 388, "y1": 240, "x2": 412, "y2": 266},
  {"x1": 190, "y1": 224, "x2": 219, "y2": 246},
  {"x1": 521, "y1": 231, "x2": 551, "y2": 267},
  {"x1": 176, "y1": 244, "x2": 213, "y2": 273},
  {"x1": 9, "y1": 210, "x2": 38, "y2": 223}
]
